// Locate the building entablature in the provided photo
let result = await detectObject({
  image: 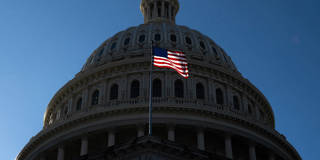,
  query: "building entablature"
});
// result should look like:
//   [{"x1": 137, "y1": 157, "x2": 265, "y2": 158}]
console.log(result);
[{"x1": 19, "y1": 106, "x2": 299, "y2": 160}]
